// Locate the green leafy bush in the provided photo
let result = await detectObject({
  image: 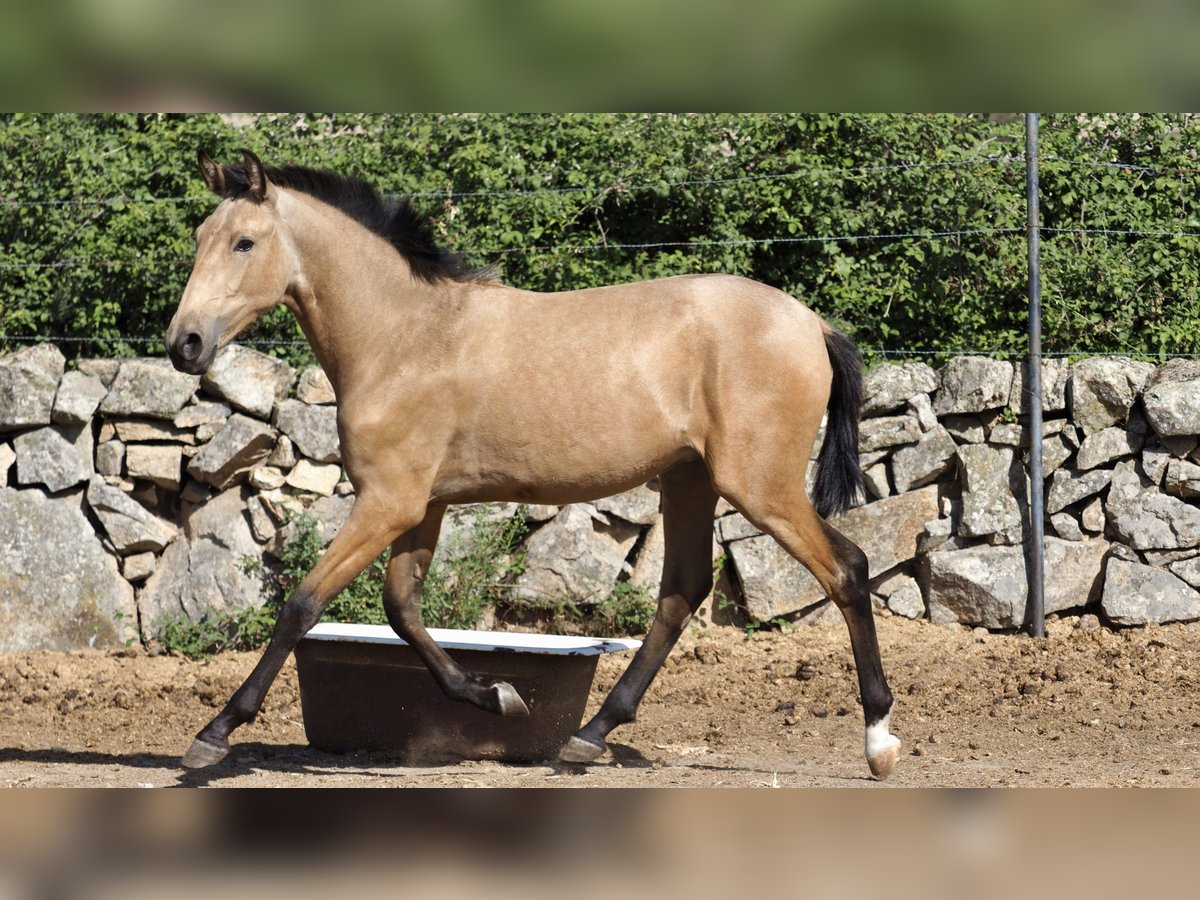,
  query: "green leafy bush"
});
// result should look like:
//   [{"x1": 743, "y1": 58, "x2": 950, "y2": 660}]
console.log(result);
[{"x1": 4, "y1": 113, "x2": 1200, "y2": 364}]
